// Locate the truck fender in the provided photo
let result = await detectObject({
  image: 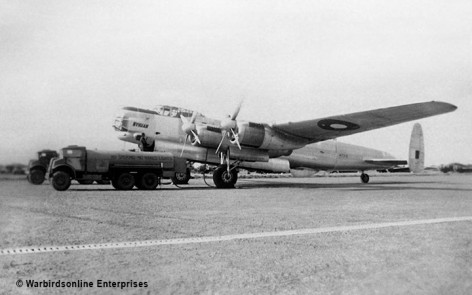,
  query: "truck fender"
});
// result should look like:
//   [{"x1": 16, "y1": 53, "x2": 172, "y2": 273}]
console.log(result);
[{"x1": 51, "y1": 165, "x2": 76, "y2": 179}]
